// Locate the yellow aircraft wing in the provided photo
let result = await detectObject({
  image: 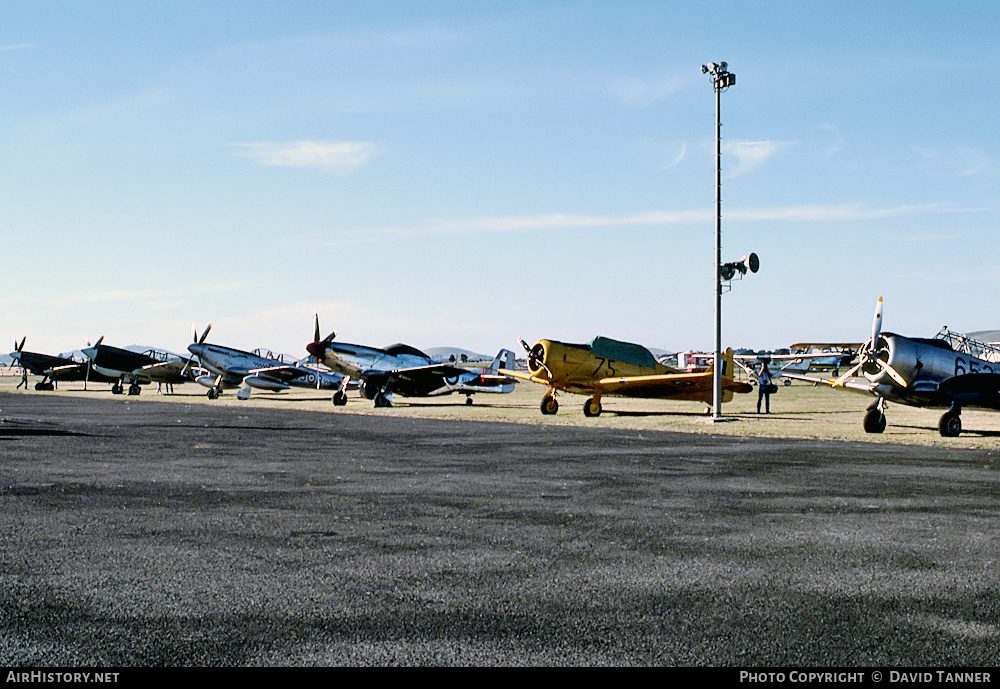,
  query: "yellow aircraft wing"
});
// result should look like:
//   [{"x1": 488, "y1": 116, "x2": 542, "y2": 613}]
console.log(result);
[
  {"x1": 596, "y1": 372, "x2": 753, "y2": 397},
  {"x1": 498, "y1": 368, "x2": 549, "y2": 386}
]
